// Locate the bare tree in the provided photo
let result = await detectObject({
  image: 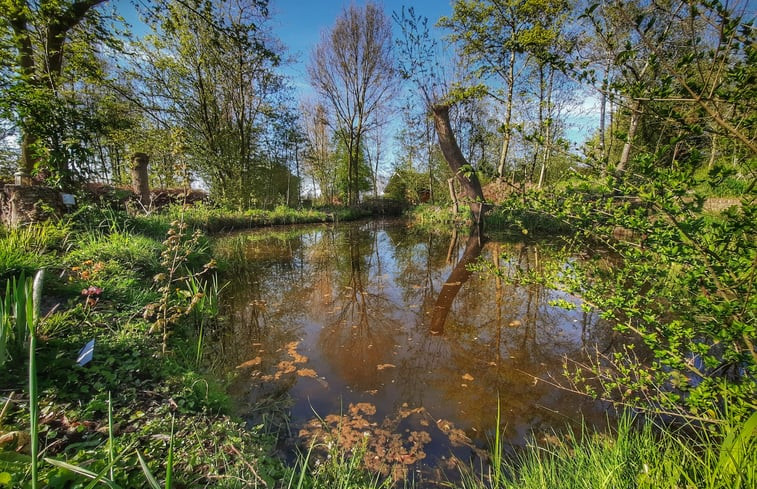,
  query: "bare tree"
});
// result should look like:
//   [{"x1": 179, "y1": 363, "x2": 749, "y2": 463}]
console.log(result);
[
  {"x1": 301, "y1": 99, "x2": 336, "y2": 203},
  {"x1": 307, "y1": 2, "x2": 397, "y2": 205}
]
